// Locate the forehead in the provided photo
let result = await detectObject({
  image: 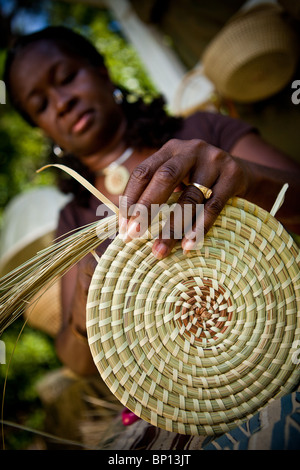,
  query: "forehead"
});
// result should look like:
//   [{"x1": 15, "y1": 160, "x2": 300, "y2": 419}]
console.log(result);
[
  {"x1": 9, "y1": 40, "x2": 85, "y2": 104},
  {"x1": 11, "y1": 39, "x2": 83, "y2": 79}
]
